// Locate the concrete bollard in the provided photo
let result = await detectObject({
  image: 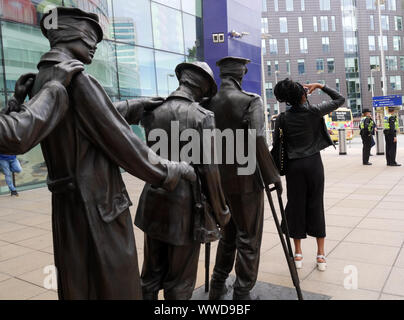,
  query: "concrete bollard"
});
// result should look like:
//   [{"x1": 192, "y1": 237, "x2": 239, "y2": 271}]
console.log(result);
[
  {"x1": 376, "y1": 129, "x2": 385, "y2": 155},
  {"x1": 338, "y1": 128, "x2": 347, "y2": 155}
]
